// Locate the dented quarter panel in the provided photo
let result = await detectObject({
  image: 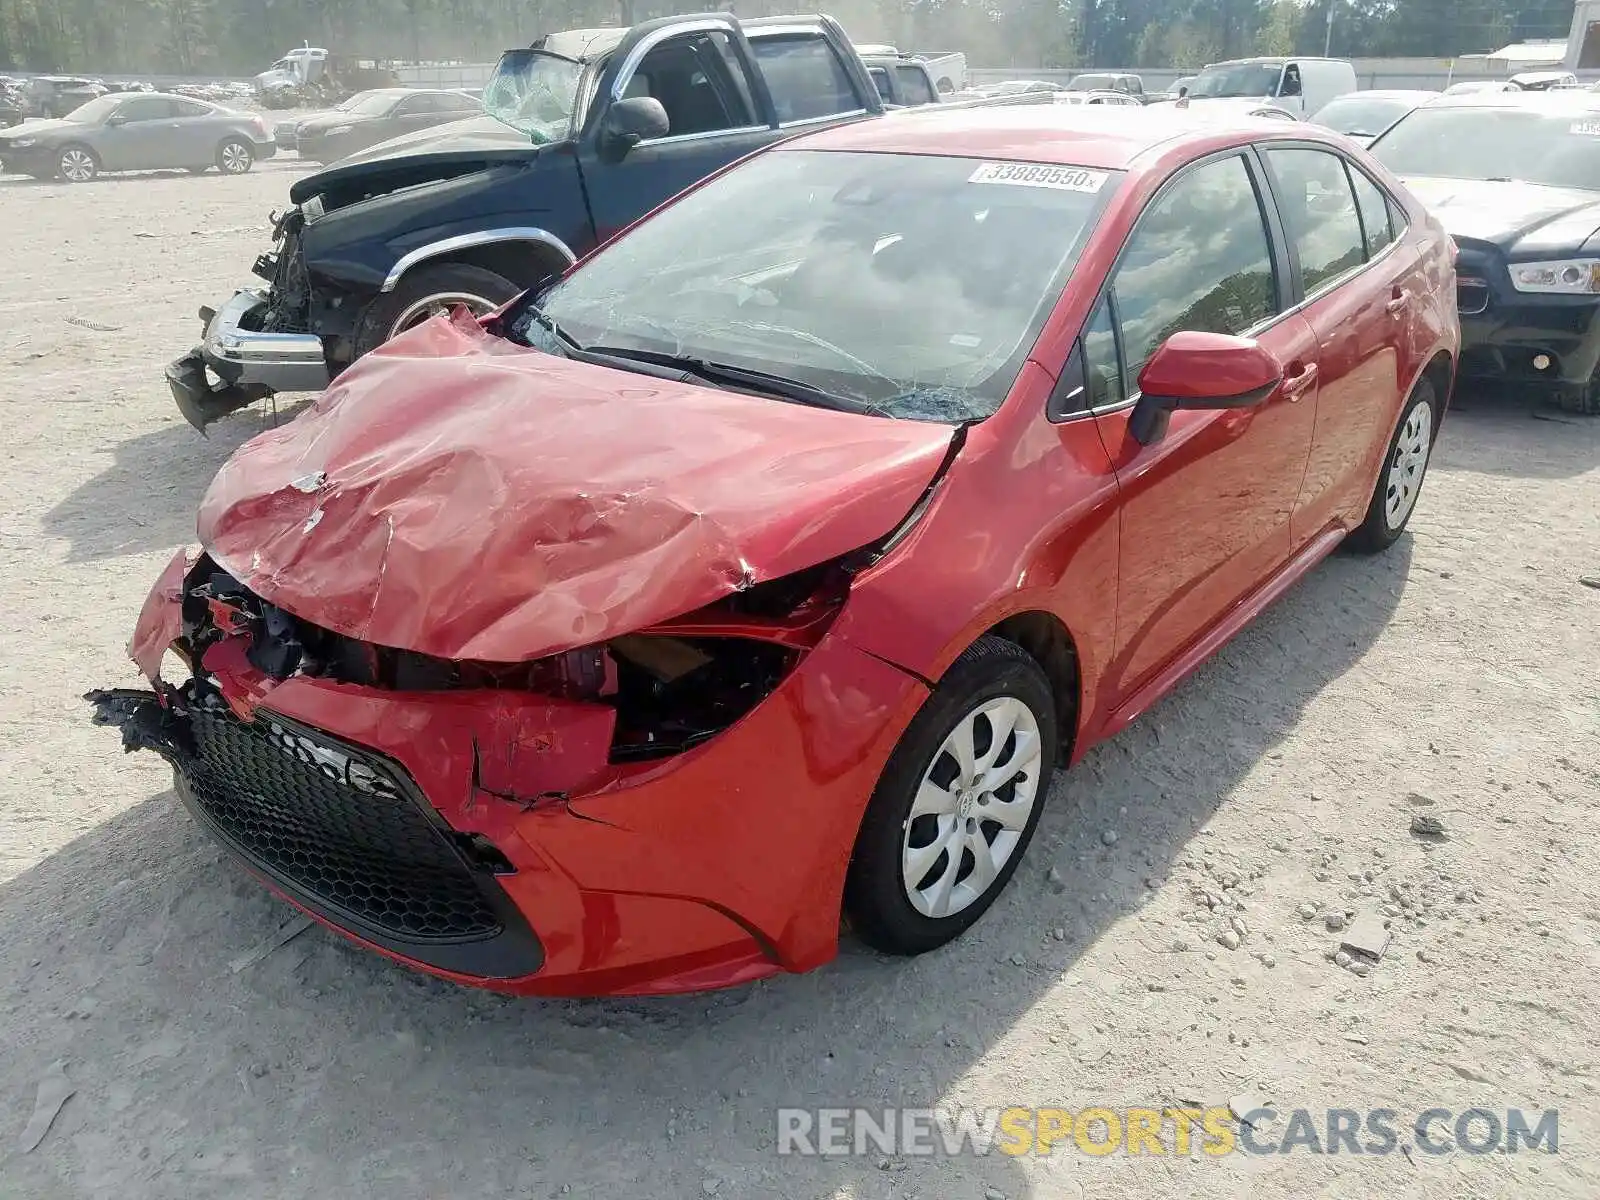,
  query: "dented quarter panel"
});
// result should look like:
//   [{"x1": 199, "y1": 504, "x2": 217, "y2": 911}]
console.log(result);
[{"x1": 196, "y1": 313, "x2": 954, "y2": 663}]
